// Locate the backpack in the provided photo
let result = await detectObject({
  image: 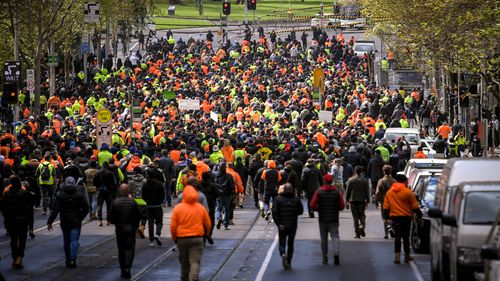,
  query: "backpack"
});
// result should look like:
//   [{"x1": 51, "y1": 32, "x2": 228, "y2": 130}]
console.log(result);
[{"x1": 40, "y1": 163, "x2": 52, "y2": 181}]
